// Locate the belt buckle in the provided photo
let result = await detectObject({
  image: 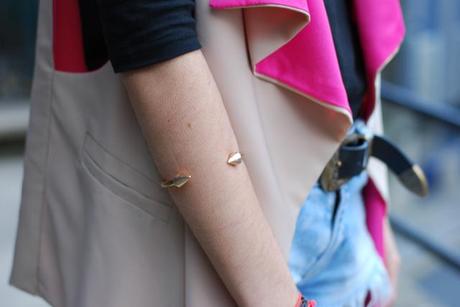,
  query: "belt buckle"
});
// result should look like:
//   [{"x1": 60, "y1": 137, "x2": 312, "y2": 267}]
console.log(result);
[
  {"x1": 319, "y1": 150, "x2": 347, "y2": 192},
  {"x1": 319, "y1": 120, "x2": 373, "y2": 192}
]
